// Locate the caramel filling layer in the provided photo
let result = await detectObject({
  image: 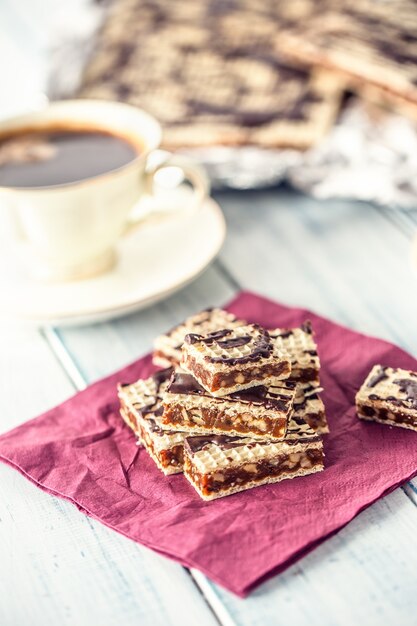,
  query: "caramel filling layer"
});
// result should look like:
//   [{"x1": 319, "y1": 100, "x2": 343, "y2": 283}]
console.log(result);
[
  {"x1": 358, "y1": 402, "x2": 417, "y2": 428},
  {"x1": 302, "y1": 411, "x2": 327, "y2": 432},
  {"x1": 294, "y1": 367, "x2": 320, "y2": 383},
  {"x1": 164, "y1": 404, "x2": 287, "y2": 438},
  {"x1": 184, "y1": 354, "x2": 290, "y2": 392},
  {"x1": 158, "y1": 445, "x2": 184, "y2": 470},
  {"x1": 185, "y1": 448, "x2": 323, "y2": 497}
]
